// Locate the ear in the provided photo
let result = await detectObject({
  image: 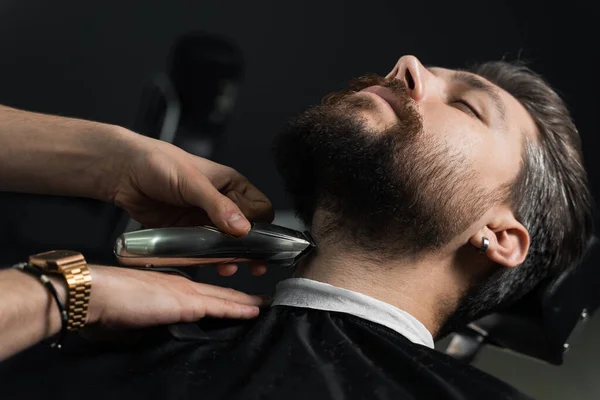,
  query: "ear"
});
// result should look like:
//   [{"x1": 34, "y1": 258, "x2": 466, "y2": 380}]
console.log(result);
[{"x1": 469, "y1": 209, "x2": 530, "y2": 268}]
